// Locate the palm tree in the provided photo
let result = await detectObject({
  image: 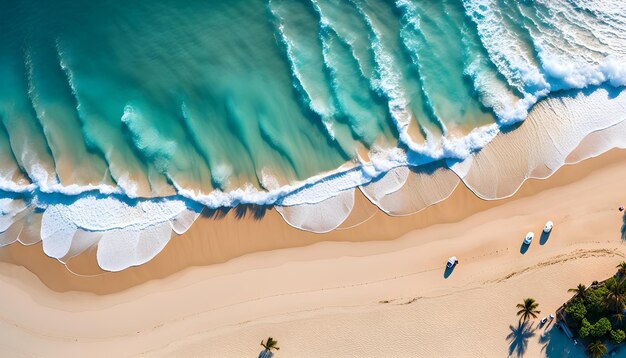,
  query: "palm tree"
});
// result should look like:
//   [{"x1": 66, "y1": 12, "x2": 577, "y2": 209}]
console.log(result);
[
  {"x1": 568, "y1": 283, "x2": 587, "y2": 299},
  {"x1": 617, "y1": 261, "x2": 626, "y2": 276},
  {"x1": 260, "y1": 337, "x2": 280, "y2": 353},
  {"x1": 613, "y1": 312, "x2": 624, "y2": 327},
  {"x1": 516, "y1": 298, "x2": 541, "y2": 322},
  {"x1": 606, "y1": 278, "x2": 626, "y2": 313},
  {"x1": 587, "y1": 340, "x2": 608, "y2": 358}
]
